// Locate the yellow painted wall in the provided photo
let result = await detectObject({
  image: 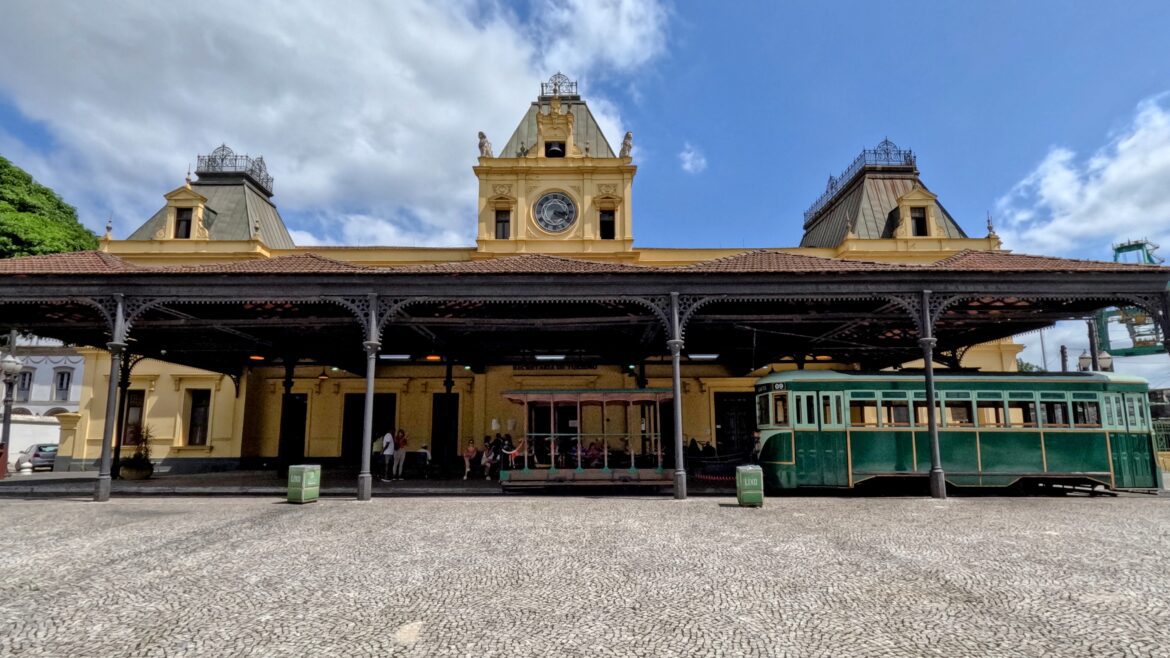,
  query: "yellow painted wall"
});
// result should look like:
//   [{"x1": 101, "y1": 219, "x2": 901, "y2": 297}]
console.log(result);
[{"x1": 64, "y1": 349, "x2": 247, "y2": 466}]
